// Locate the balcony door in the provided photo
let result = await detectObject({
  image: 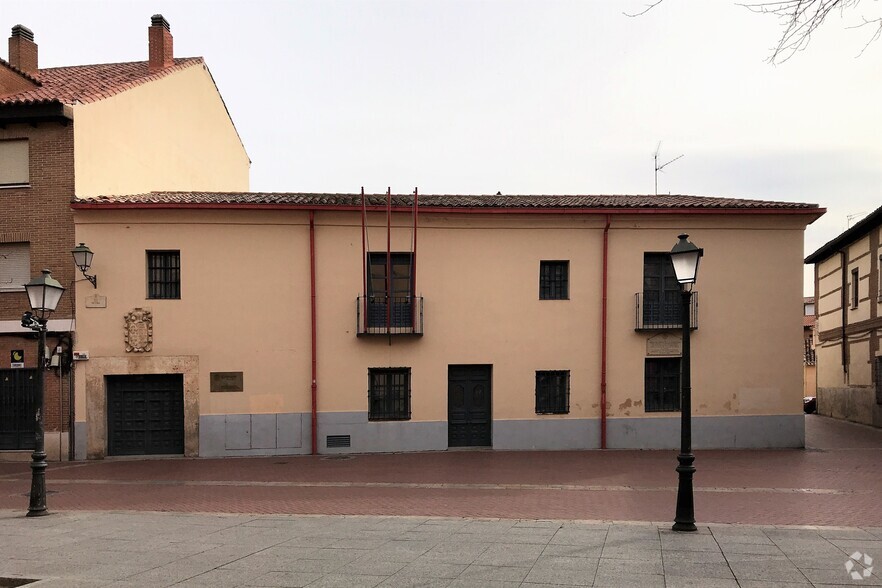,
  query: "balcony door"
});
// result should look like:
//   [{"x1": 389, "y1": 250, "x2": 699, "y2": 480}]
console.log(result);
[
  {"x1": 643, "y1": 253, "x2": 681, "y2": 325},
  {"x1": 368, "y1": 253, "x2": 413, "y2": 328}
]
